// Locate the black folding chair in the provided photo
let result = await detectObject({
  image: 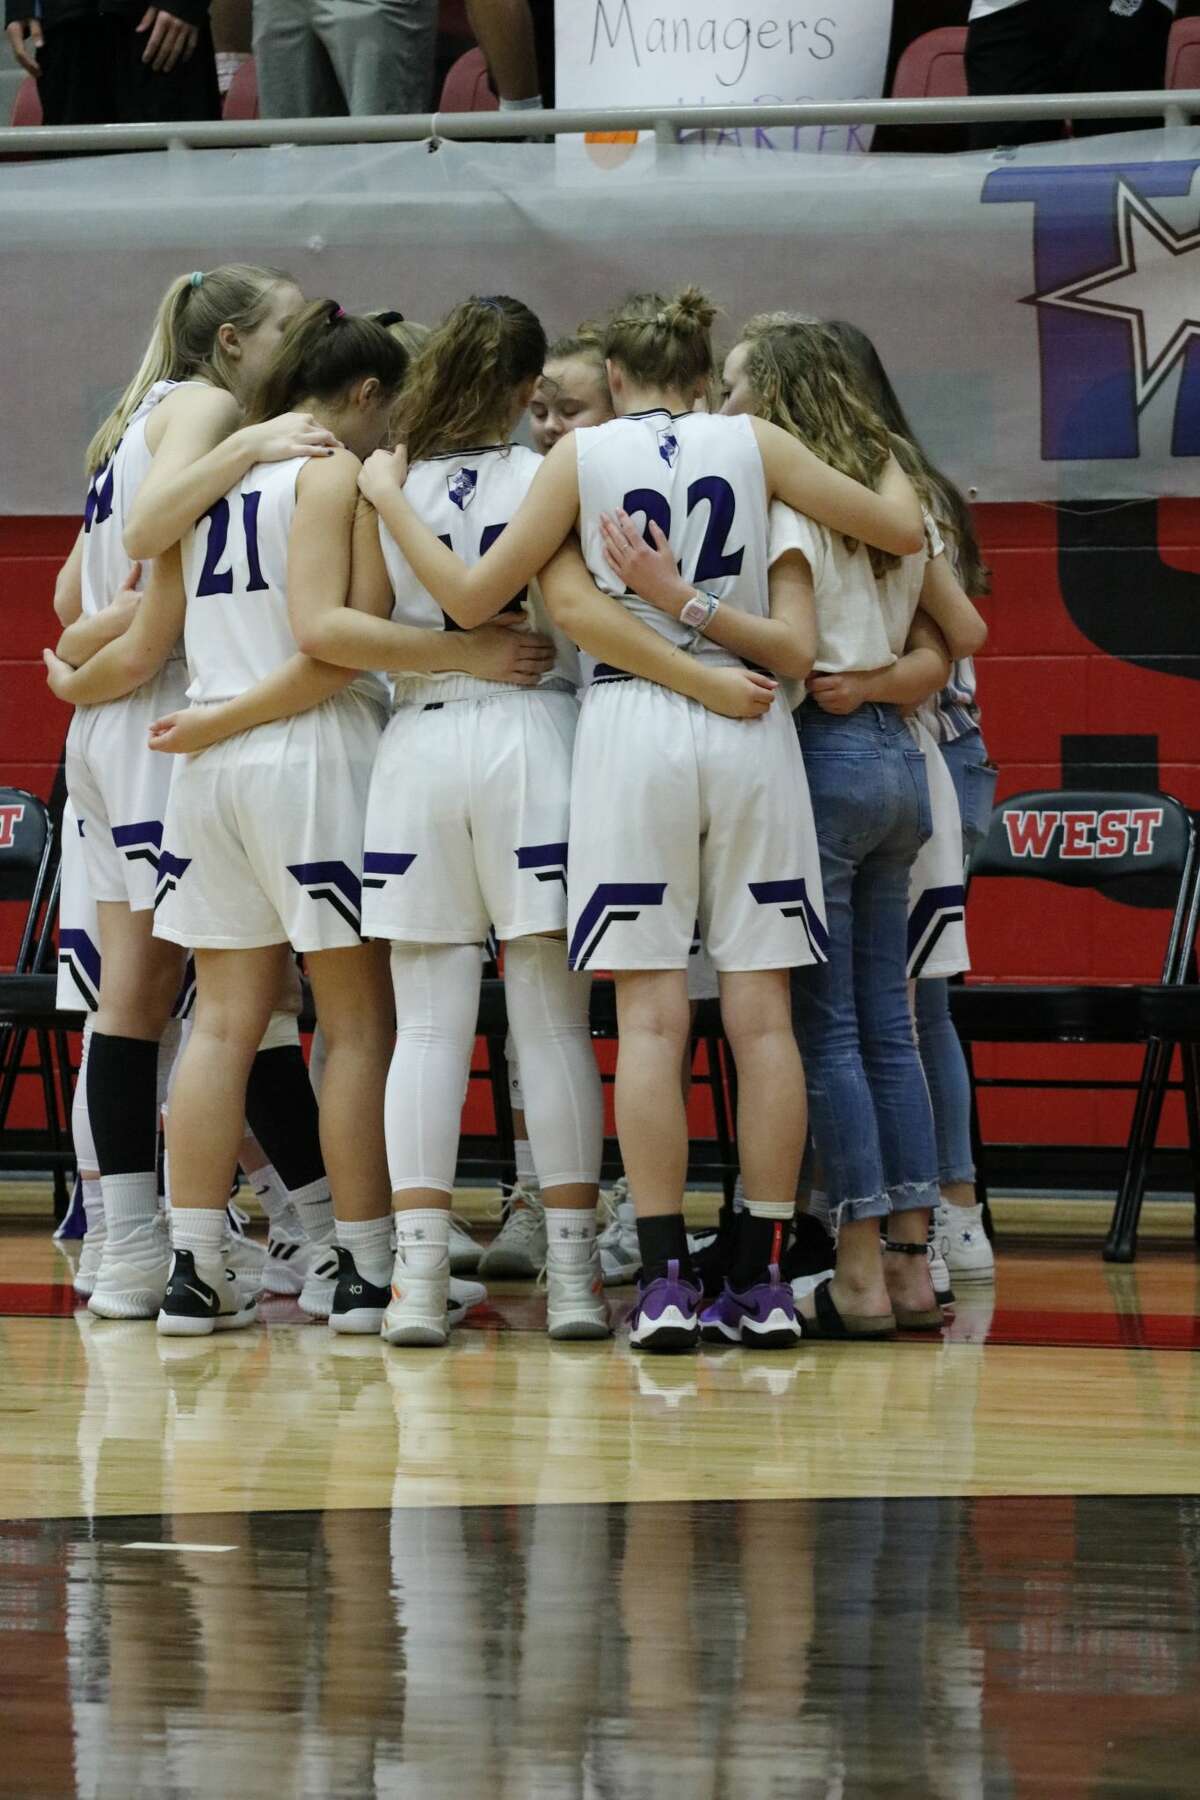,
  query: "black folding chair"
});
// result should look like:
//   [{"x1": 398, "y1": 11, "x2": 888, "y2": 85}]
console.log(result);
[
  {"x1": 949, "y1": 789, "x2": 1199, "y2": 1263},
  {"x1": 0, "y1": 790, "x2": 76, "y2": 1211}
]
